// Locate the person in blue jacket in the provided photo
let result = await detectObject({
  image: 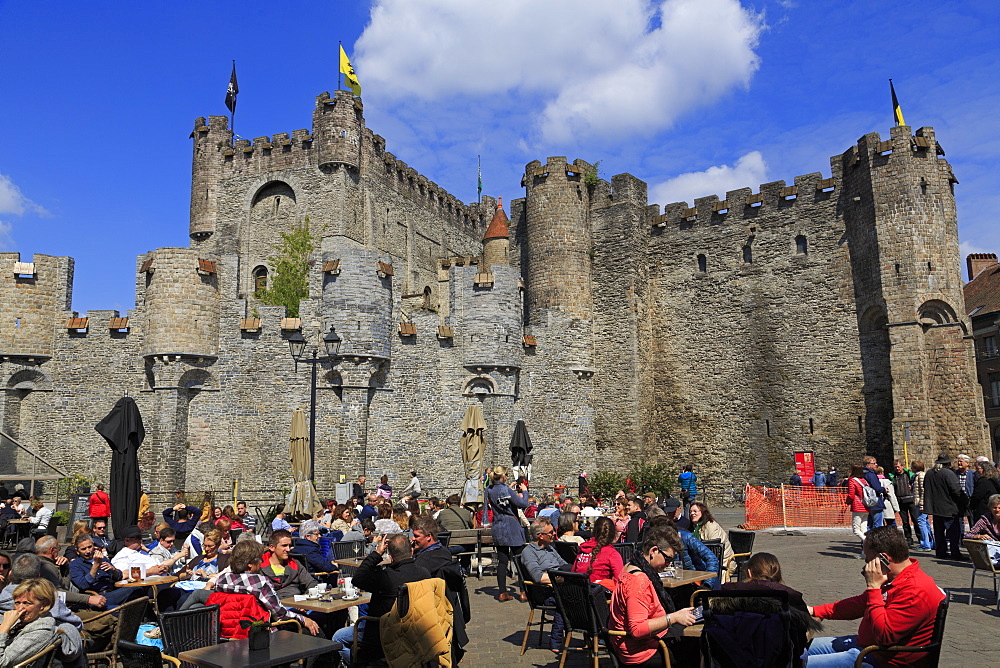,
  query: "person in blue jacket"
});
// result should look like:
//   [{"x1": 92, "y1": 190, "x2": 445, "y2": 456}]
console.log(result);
[
  {"x1": 292, "y1": 520, "x2": 340, "y2": 574},
  {"x1": 677, "y1": 465, "x2": 698, "y2": 517},
  {"x1": 648, "y1": 514, "x2": 720, "y2": 588},
  {"x1": 163, "y1": 503, "x2": 201, "y2": 542}
]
